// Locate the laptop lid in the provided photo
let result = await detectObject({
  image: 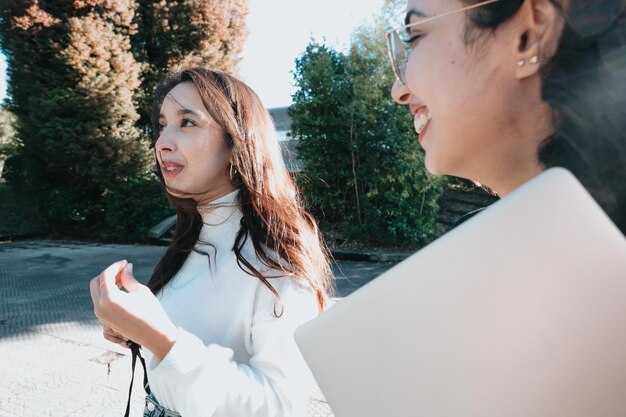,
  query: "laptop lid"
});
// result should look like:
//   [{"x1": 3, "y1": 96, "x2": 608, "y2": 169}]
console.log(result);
[{"x1": 296, "y1": 168, "x2": 626, "y2": 417}]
